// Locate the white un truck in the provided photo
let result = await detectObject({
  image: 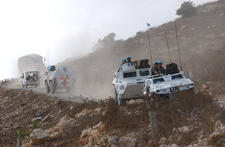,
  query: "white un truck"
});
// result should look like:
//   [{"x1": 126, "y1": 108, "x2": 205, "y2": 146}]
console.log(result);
[
  {"x1": 44, "y1": 66, "x2": 74, "y2": 94},
  {"x1": 112, "y1": 59, "x2": 151, "y2": 105}
]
